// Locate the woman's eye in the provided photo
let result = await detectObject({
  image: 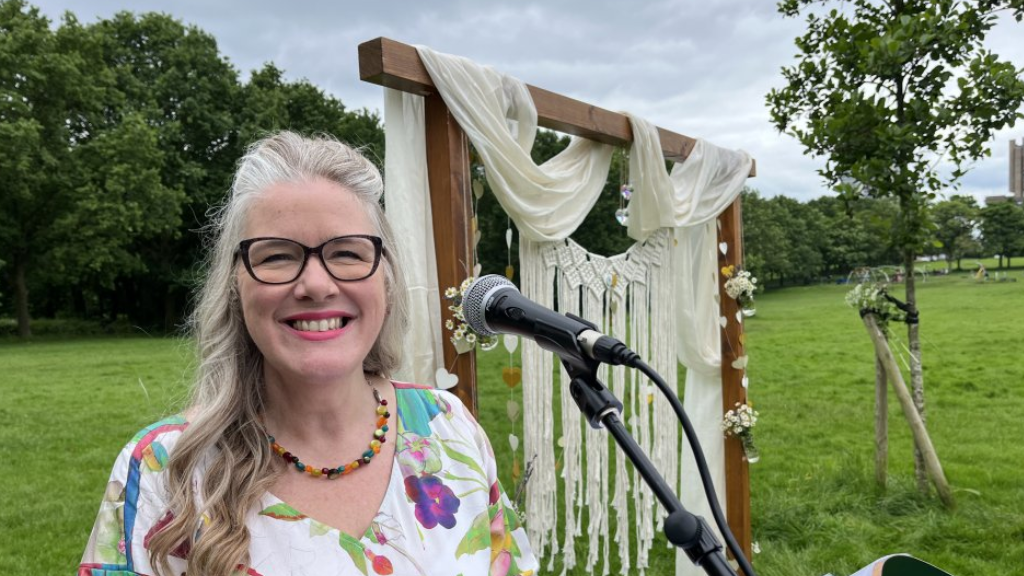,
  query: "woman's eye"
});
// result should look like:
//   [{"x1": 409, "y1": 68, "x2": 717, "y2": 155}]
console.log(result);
[
  {"x1": 258, "y1": 252, "x2": 298, "y2": 265},
  {"x1": 327, "y1": 250, "x2": 363, "y2": 261}
]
